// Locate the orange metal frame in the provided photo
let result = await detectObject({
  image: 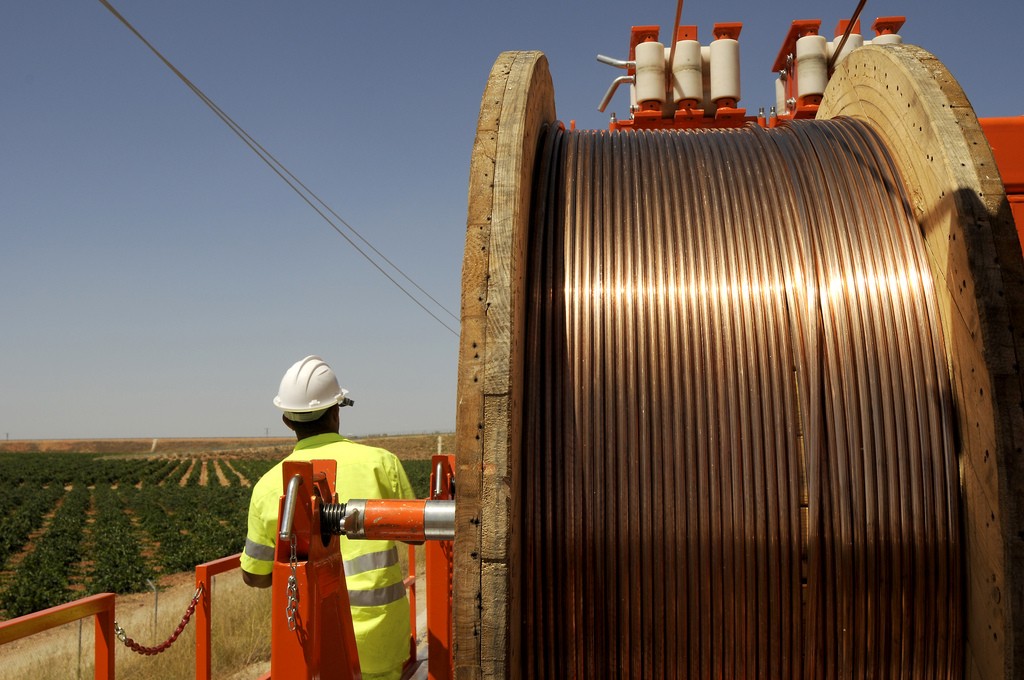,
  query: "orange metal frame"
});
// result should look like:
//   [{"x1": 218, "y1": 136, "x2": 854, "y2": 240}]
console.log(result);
[
  {"x1": 426, "y1": 454, "x2": 455, "y2": 680},
  {"x1": 769, "y1": 16, "x2": 906, "y2": 125},
  {"x1": 194, "y1": 553, "x2": 242, "y2": 680},
  {"x1": 770, "y1": 19, "x2": 822, "y2": 121},
  {"x1": 0, "y1": 592, "x2": 116, "y2": 679},
  {"x1": 271, "y1": 459, "x2": 361, "y2": 680},
  {"x1": 610, "y1": 23, "x2": 752, "y2": 132},
  {"x1": 980, "y1": 116, "x2": 1024, "y2": 255},
  {"x1": 195, "y1": 540, "x2": 420, "y2": 680}
]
